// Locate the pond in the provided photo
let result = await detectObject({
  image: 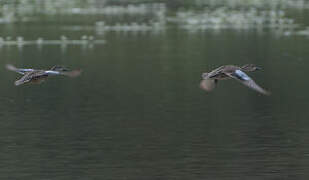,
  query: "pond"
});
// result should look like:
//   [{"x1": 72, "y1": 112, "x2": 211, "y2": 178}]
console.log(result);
[{"x1": 0, "y1": 0, "x2": 309, "y2": 179}]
